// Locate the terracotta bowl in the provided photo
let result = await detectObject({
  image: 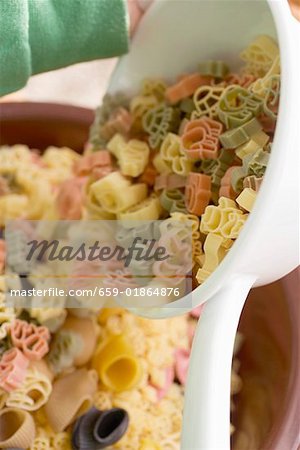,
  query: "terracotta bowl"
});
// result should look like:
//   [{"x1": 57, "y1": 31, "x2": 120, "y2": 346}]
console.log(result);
[
  {"x1": 0, "y1": 102, "x2": 299, "y2": 449},
  {"x1": 0, "y1": 102, "x2": 94, "y2": 152}
]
